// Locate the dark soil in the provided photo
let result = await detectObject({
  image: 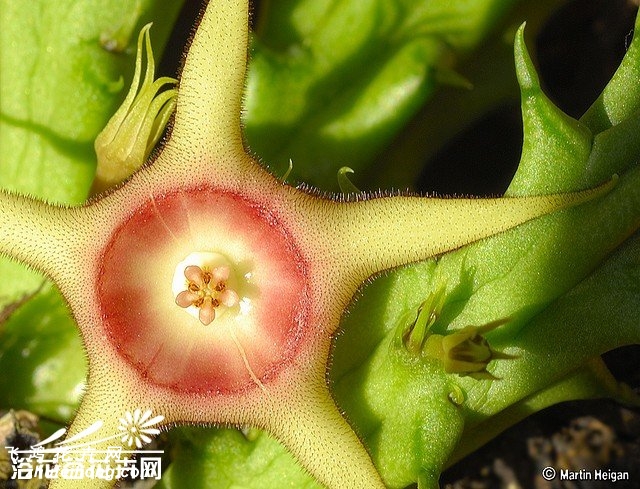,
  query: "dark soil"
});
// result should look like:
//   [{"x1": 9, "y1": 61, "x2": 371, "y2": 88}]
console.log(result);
[{"x1": 441, "y1": 399, "x2": 640, "y2": 489}]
